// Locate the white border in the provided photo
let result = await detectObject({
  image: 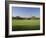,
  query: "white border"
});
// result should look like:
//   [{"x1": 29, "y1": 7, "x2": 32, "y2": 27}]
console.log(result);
[{"x1": 9, "y1": 4, "x2": 43, "y2": 35}]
